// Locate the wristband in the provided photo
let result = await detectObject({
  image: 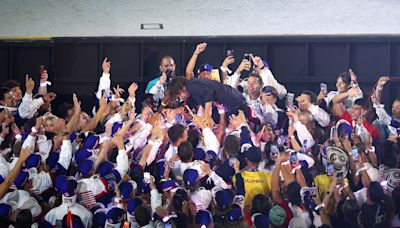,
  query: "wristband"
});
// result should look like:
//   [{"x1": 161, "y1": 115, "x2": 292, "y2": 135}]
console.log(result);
[
  {"x1": 40, "y1": 81, "x2": 52, "y2": 87},
  {"x1": 356, "y1": 166, "x2": 368, "y2": 176},
  {"x1": 31, "y1": 127, "x2": 38, "y2": 133},
  {"x1": 291, "y1": 165, "x2": 301, "y2": 174},
  {"x1": 260, "y1": 65, "x2": 266, "y2": 70},
  {"x1": 15, "y1": 134, "x2": 22, "y2": 141},
  {"x1": 315, "y1": 203, "x2": 325, "y2": 211},
  {"x1": 218, "y1": 109, "x2": 225, "y2": 114},
  {"x1": 193, "y1": 52, "x2": 200, "y2": 55},
  {"x1": 289, "y1": 135, "x2": 295, "y2": 140}
]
